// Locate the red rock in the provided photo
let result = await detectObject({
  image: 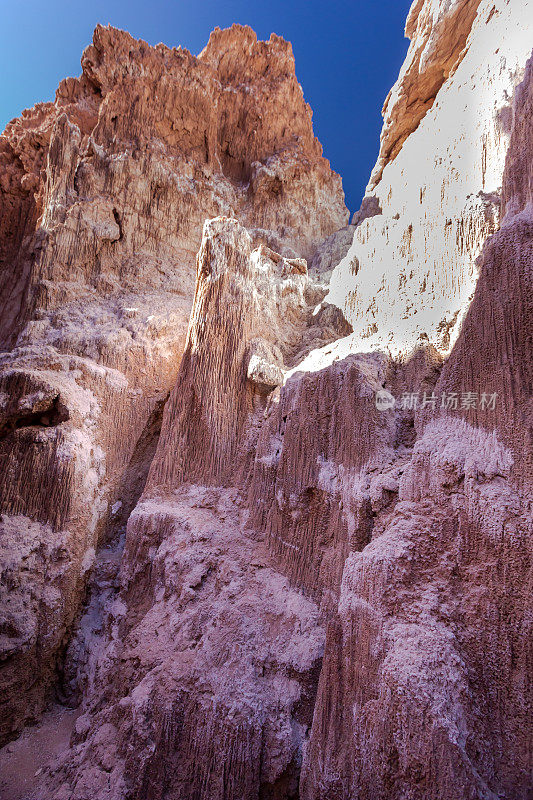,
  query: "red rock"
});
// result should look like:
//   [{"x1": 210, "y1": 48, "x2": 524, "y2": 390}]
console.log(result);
[{"x1": 0, "y1": 23, "x2": 347, "y2": 743}]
